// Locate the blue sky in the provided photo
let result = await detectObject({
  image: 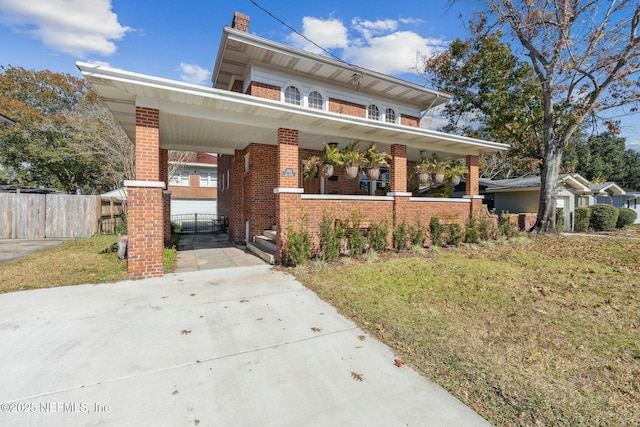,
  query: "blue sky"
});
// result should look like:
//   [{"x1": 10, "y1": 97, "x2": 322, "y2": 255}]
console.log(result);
[{"x1": 1, "y1": 0, "x2": 639, "y2": 148}]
